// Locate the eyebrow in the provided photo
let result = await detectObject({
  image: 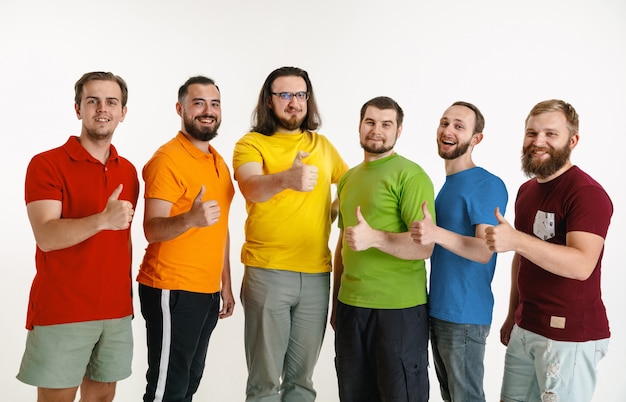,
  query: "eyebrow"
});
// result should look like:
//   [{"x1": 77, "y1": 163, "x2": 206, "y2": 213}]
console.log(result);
[
  {"x1": 85, "y1": 96, "x2": 120, "y2": 101},
  {"x1": 191, "y1": 97, "x2": 220, "y2": 102},
  {"x1": 364, "y1": 117, "x2": 393, "y2": 124}
]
